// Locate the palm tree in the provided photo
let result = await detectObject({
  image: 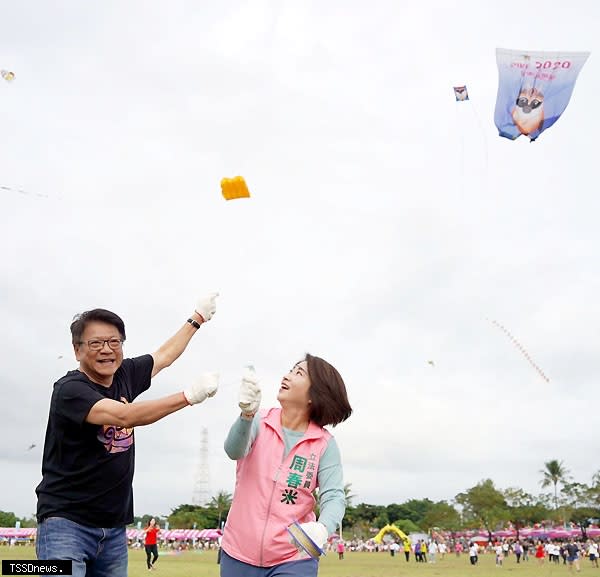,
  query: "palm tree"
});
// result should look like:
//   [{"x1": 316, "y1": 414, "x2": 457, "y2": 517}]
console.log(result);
[
  {"x1": 344, "y1": 483, "x2": 356, "y2": 507},
  {"x1": 209, "y1": 491, "x2": 232, "y2": 529},
  {"x1": 540, "y1": 460, "x2": 570, "y2": 511}
]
